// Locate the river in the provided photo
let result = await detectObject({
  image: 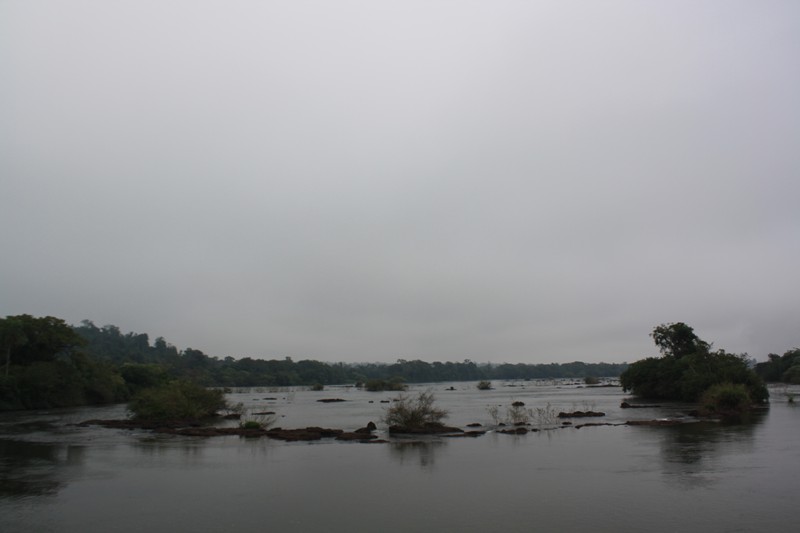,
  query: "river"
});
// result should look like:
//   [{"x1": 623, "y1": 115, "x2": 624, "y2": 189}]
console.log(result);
[{"x1": 1, "y1": 381, "x2": 798, "y2": 532}]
